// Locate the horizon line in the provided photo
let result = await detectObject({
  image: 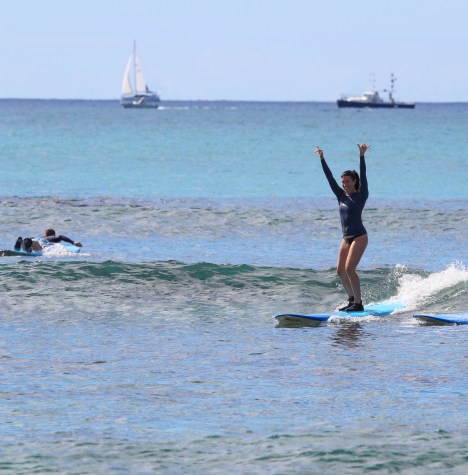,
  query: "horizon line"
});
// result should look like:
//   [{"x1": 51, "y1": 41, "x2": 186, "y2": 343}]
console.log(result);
[{"x1": 1, "y1": 97, "x2": 468, "y2": 104}]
